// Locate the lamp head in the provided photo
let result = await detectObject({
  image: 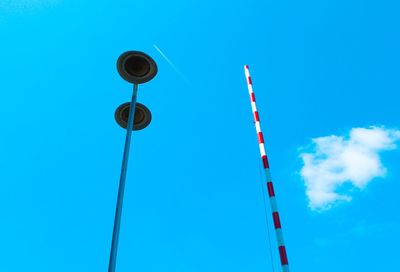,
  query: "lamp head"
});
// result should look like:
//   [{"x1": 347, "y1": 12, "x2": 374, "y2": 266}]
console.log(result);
[
  {"x1": 117, "y1": 51, "x2": 157, "y2": 84},
  {"x1": 115, "y1": 102, "x2": 152, "y2": 130}
]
